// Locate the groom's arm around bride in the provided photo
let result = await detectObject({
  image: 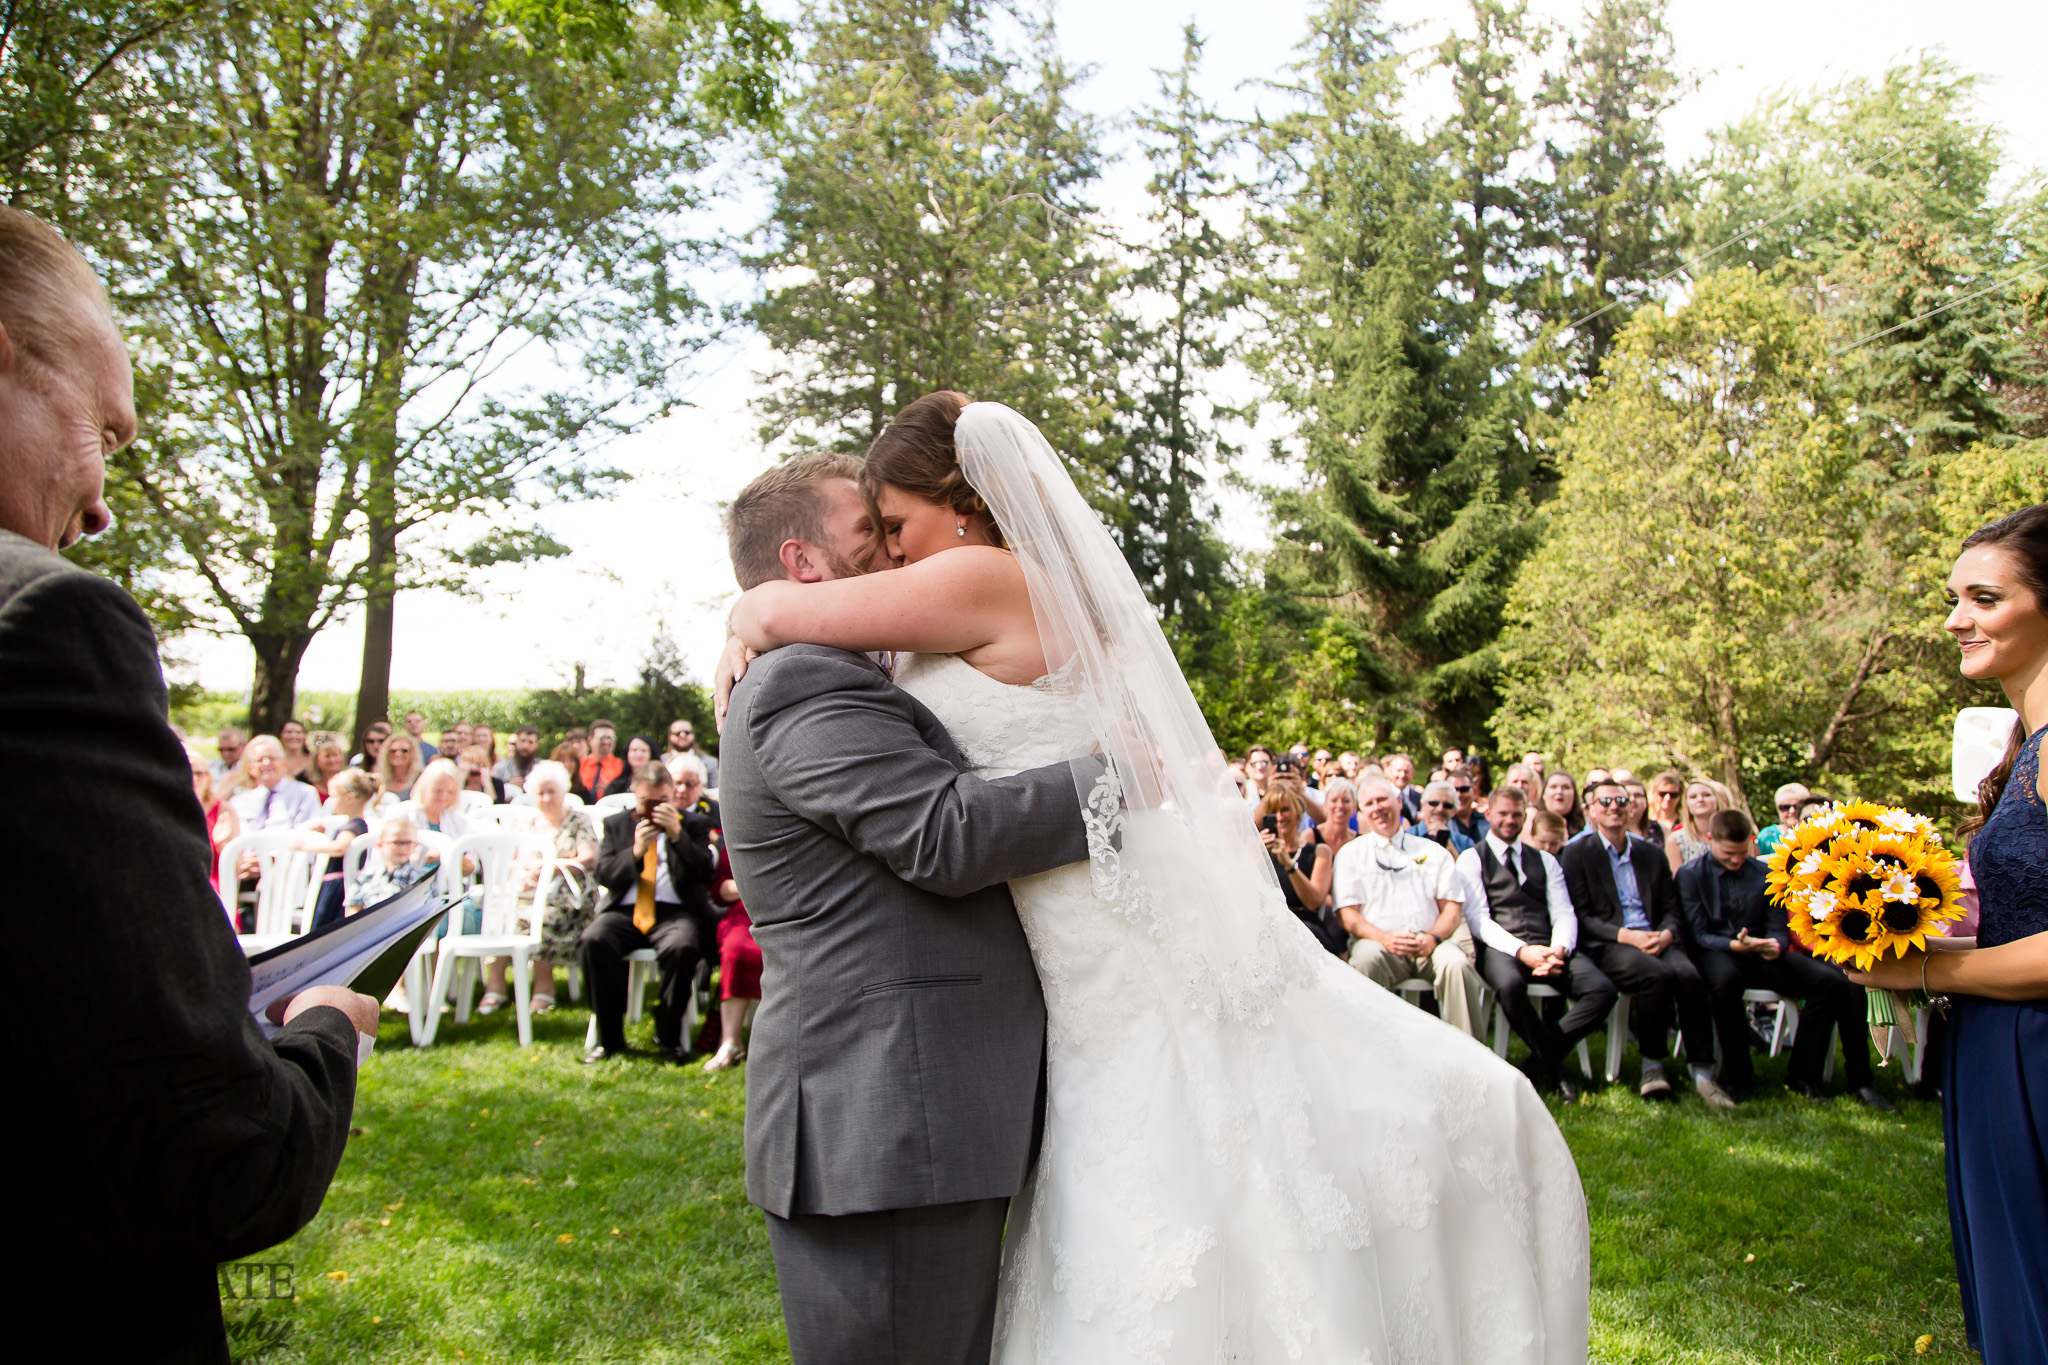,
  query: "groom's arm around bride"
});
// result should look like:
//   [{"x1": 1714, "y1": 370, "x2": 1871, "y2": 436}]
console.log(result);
[{"x1": 717, "y1": 455, "x2": 1094, "y2": 1365}]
